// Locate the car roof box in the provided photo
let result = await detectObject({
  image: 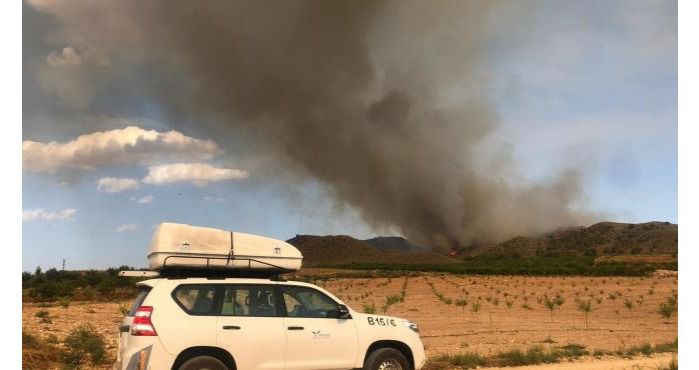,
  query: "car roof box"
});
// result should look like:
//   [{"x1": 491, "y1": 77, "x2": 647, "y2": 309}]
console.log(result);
[{"x1": 148, "y1": 223, "x2": 303, "y2": 274}]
